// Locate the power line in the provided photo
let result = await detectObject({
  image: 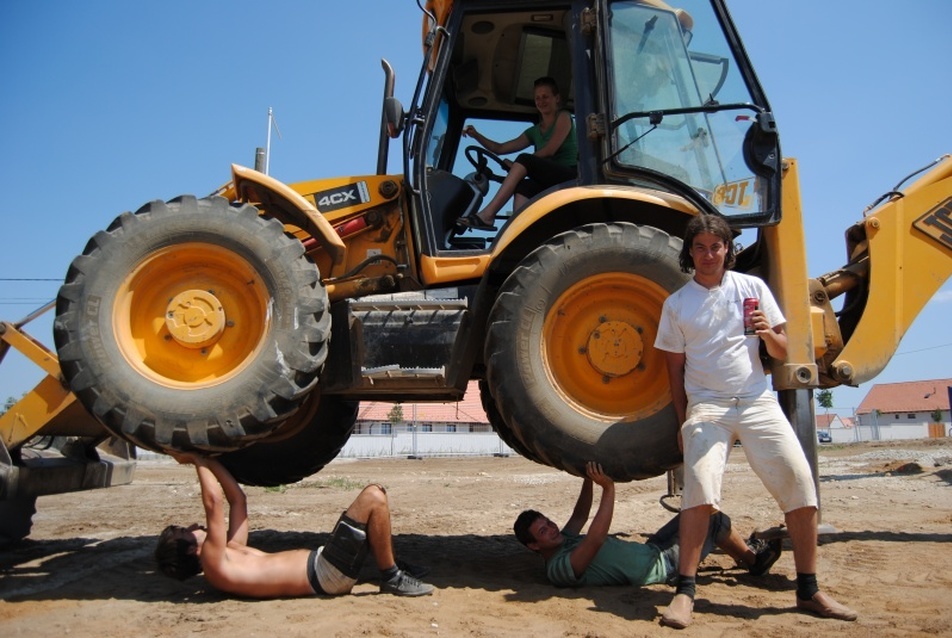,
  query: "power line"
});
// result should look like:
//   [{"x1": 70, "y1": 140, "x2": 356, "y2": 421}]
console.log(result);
[
  {"x1": 0, "y1": 301, "x2": 54, "y2": 306},
  {"x1": 894, "y1": 343, "x2": 952, "y2": 356}
]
